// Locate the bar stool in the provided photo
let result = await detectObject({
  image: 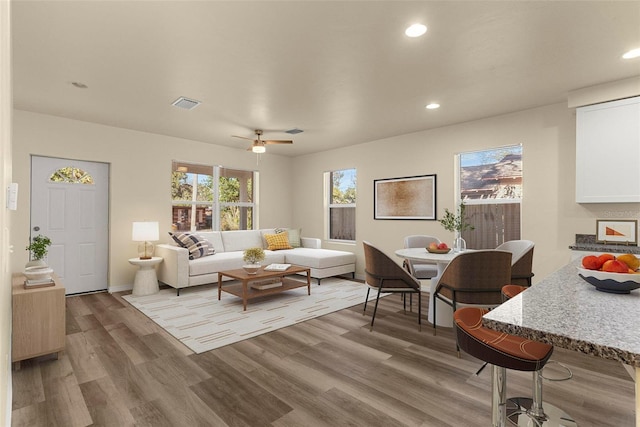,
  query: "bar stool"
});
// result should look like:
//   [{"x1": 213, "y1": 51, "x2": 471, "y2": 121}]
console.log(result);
[
  {"x1": 454, "y1": 307, "x2": 576, "y2": 427},
  {"x1": 501, "y1": 284, "x2": 528, "y2": 301},
  {"x1": 500, "y1": 285, "x2": 574, "y2": 425}
]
